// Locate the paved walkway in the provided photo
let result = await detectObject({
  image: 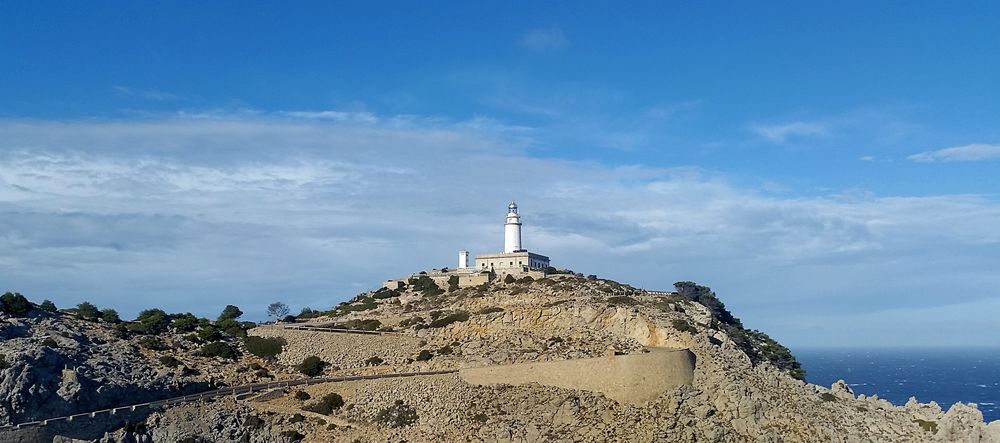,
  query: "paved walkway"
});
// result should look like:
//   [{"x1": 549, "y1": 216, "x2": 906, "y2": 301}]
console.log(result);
[{"x1": 0, "y1": 370, "x2": 456, "y2": 430}]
